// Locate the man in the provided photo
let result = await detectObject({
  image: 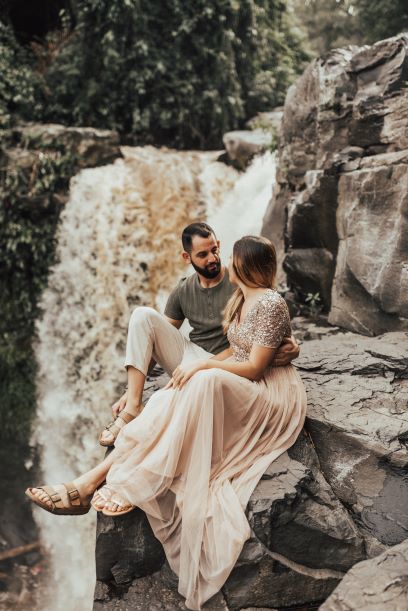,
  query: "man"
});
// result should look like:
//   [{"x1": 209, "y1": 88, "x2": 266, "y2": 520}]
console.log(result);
[{"x1": 99, "y1": 222, "x2": 299, "y2": 446}]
